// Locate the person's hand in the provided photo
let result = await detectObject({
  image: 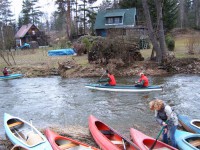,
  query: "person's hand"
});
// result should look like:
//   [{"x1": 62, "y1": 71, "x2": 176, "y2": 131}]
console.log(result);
[
  {"x1": 162, "y1": 122, "x2": 167, "y2": 126},
  {"x1": 164, "y1": 128, "x2": 168, "y2": 134}
]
